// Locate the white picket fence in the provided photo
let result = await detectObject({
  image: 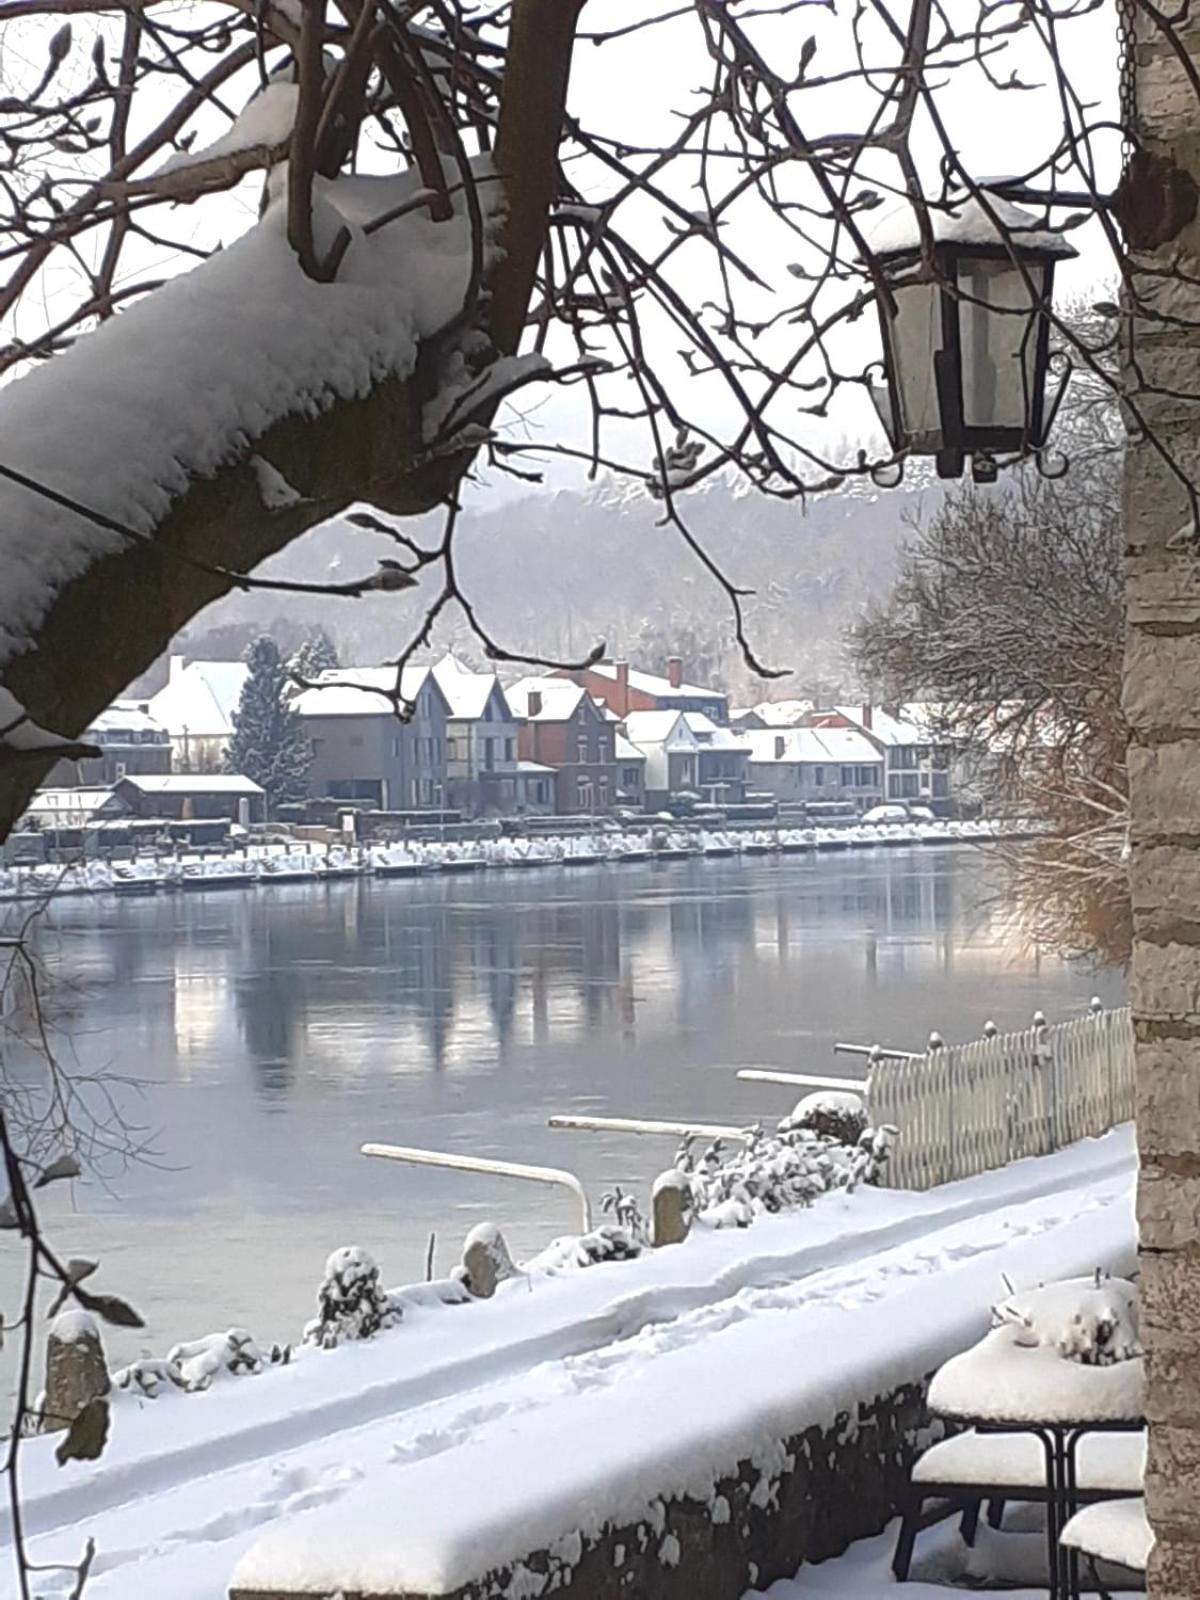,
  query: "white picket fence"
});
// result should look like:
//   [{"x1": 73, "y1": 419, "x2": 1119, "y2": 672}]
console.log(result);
[{"x1": 866, "y1": 1006, "x2": 1135, "y2": 1190}]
